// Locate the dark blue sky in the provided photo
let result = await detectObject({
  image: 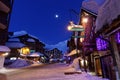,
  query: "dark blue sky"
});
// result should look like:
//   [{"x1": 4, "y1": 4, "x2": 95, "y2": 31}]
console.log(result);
[{"x1": 9, "y1": 0, "x2": 83, "y2": 45}]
